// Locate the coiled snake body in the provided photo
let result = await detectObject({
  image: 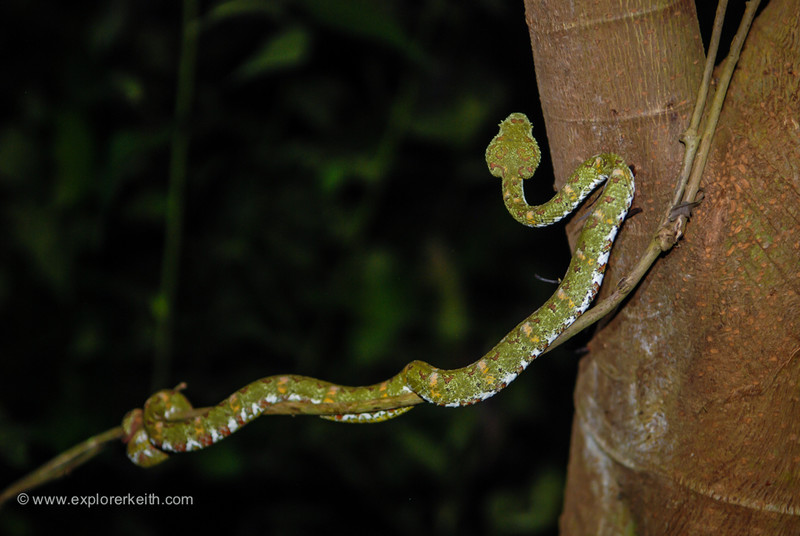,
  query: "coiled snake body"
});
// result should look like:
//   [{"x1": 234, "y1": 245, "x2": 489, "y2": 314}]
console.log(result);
[{"x1": 123, "y1": 113, "x2": 635, "y2": 467}]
